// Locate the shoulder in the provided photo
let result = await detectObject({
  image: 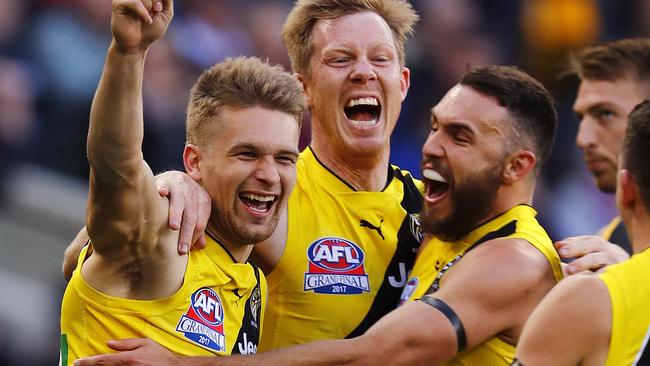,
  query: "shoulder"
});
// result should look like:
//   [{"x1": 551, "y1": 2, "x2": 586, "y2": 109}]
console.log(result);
[
  {"x1": 537, "y1": 274, "x2": 610, "y2": 339},
  {"x1": 515, "y1": 274, "x2": 611, "y2": 364},
  {"x1": 452, "y1": 237, "x2": 553, "y2": 294},
  {"x1": 535, "y1": 274, "x2": 611, "y2": 337}
]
